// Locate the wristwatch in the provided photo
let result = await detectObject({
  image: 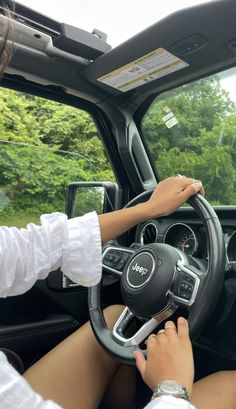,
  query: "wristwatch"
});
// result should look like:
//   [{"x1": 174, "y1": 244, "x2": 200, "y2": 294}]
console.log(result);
[{"x1": 151, "y1": 380, "x2": 190, "y2": 401}]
